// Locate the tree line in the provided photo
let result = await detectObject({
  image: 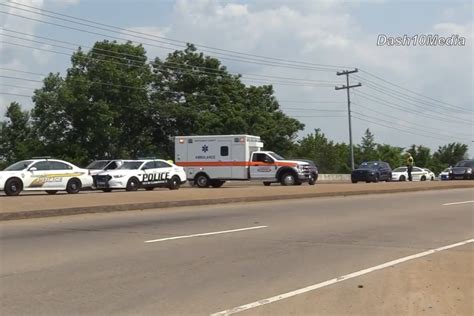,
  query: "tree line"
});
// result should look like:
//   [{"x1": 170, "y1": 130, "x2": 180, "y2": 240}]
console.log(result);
[{"x1": 0, "y1": 41, "x2": 469, "y2": 173}]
